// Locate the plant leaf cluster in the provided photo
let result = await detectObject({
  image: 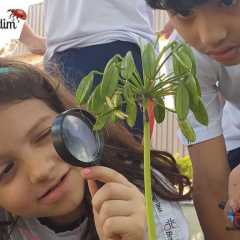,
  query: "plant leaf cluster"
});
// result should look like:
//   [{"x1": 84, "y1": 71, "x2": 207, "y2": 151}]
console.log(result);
[
  {"x1": 76, "y1": 40, "x2": 208, "y2": 143},
  {"x1": 76, "y1": 39, "x2": 209, "y2": 240}
]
